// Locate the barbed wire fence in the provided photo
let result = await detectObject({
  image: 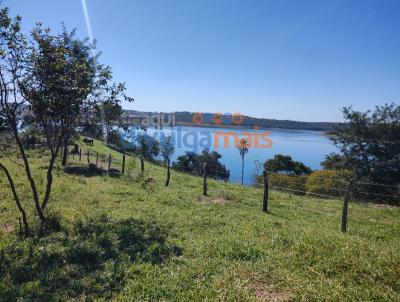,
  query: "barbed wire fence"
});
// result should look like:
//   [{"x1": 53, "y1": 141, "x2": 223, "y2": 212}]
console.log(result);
[
  {"x1": 258, "y1": 170, "x2": 399, "y2": 233},
  {"x1": 62, "y1": 142, "x2": 399, "y2": 233},
  {"x1": 63, "y1": 143, "x2": 127, "y2": 176}
]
